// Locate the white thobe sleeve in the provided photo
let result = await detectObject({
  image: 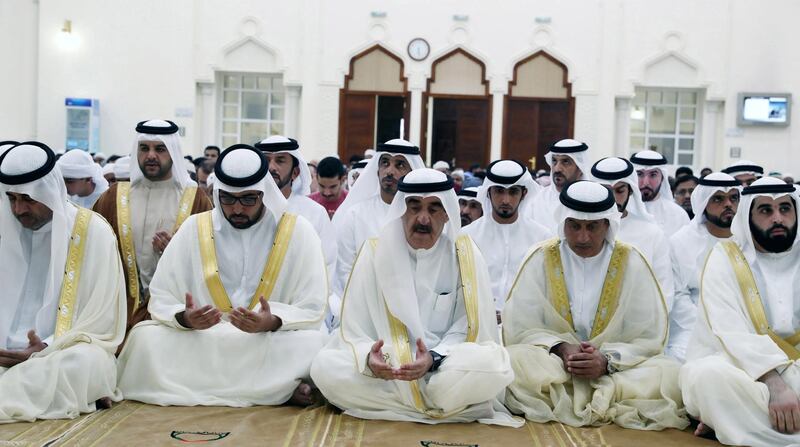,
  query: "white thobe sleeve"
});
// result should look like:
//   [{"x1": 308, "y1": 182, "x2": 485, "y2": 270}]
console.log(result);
[
  {"x1": 266, "y1": 220, "x2": 329, "y2": 331},
  {"x1": 503, "y1": 249, "x2": 576, "y2": 351},
  {"x1": 334, "y1": 209, "x2": 358, "y2": 298},
  {"x1": 338, "y1": 243, "x2": 382, "y2": 375},
  {"x1": 42, "y1": 216, "x2": 127, "y2": 354},
  {"x1": 430, "y1": 297, "x2": 468, "y2": 356},
  {"x1": 696, "y1": 245, "x2": 792, "y2": 380},
  {"x1": 147, "y1": 219, "x2": 197, "y2": 330},
  {"x1": 651, "y1": 233, "x2": 675, "y2": 311}
]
